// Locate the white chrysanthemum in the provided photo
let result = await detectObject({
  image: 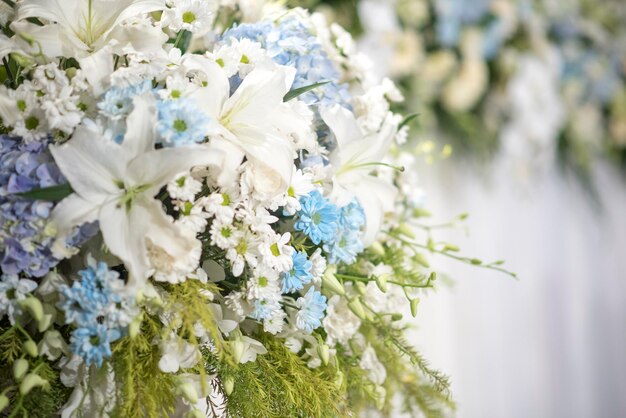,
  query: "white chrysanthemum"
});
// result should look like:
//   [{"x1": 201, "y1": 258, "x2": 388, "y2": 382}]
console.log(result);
[
  {"x1": 158, "y1": 73, "x2": 198, "y2": 101},
  {"x1": 258, "y1": 232, "x2": 294, "y2": 273},
  {"x1": 264, "y1": 309, "x2": 287, "y2": 335},
  {"x1": 247, "y1": 265, "x2": 281, "y2": 301},
  {"x1": 235, "y1": 203, "x2": 278, "y2": 235},
  {"x1": 31, "y1": 64, "x2": 71, "y2": 96},
  {"x1": 41, "y1": 87, "x2": 83, "y2": 135},
  {"x1": 225, "y1": 230, "x2": 260, "y2": 276},
  {"x1": 214, "y1": 38, "x2": 267, "y2": 78},
  {"x1": 283, "y1": 168, "x2": 315, "y2": 216},
  {"x1": 162, "y1": 0, "x2": 217, "y2": 35},
  {"x1": 204, "y1": 191, "x2": 237, "y2": 224},
  {"x1": 174, "y1": 200, "x2": 209, "y2": 234},
  {"x1": 168, "y1": 173, "x2": 203, "y2": 201},
  {"x1": 209, "y1": 219, "x2": 240, "y2": 250},
  {"x1": 308, "y1": 248, "x2": 327, "y2": 284}
]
